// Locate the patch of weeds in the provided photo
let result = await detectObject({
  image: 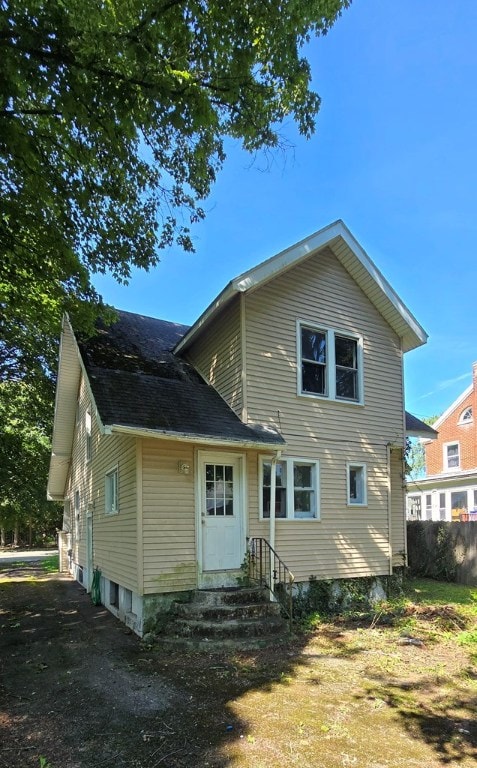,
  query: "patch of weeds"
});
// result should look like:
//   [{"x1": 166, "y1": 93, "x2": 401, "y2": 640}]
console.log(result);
[
  {"x1": 457, "y1": 629, "x2": 477, "y2": 647},
  {"x1": 39, "y1": 757, "x2": 53, "y2": 768}
]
